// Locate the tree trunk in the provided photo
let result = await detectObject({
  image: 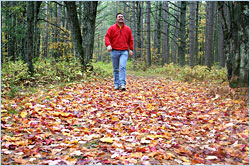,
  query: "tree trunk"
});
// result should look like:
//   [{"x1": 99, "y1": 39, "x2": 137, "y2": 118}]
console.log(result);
[
  {"x1": 218, "y1": 1, "x2": 249, "y2": 87},
  {"x1": 153, "y1": 1, "x2": 158, "y2": 49},
  {"x1": 162, "y1": 1, "x2": 169, "y2": 65},
  {"x1": 189, "y1": 1, "x2": 196, "y2": 67},
  {"x1": 58, "y1": 1, "x2": 62, "y2": 39},
  {"x1": 136, "y1": 1, "x2": 141, "y2": 59},
  {"x1": 33, "y1": 1, "x2": 42, "y2": 59},
  {"x1": 43, "y1": 2, "x2": 49, "y2": 58},
  {"x1": 65, "y1": 1, "x2": 86, "y2": 68},
  {"x1": 8, "y1": 2, "x2": 15, "y2": 61},
  {"x1": 172, "y1": 2, "x2": 180, "y2": 64},
  {"x1": 214, "y1": 3, "x2": 219, "y2": 64},
  {"x1": 26, "y1": 1, "x2": 35, "y2": 75},
  {"x1": 205, "y1": 1, "x2": 215, "y2": 68},
  {"x1": 132, "y1": 1, "x2": 137, "y2": 68},
  {"x1": 195, "y1": 2, "x2": 199, "y2": 65},
  {"x1": 178, "y1": 1, "x2": 187, "y2": 66},
  {"x1": 140, "y1": 1, "x2": 144, "y2": 59},
  {"x1": 82, "y1": 1, "x2": 98, "y2": 64},
  {"x1": 146, "y1": 1, "x2": 151, "y2": 68},
  {"x1": 156, "y1": 2, "x2": 162, "y2": 54},
  {"x1": 218, "y1": 9, "x2": 225, "y2": 67}
]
